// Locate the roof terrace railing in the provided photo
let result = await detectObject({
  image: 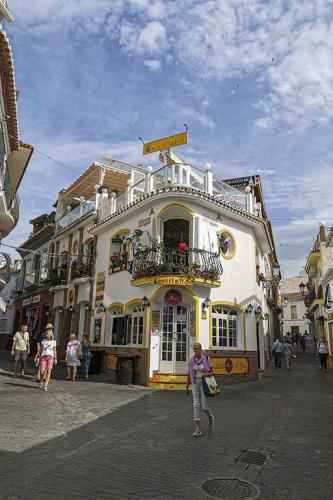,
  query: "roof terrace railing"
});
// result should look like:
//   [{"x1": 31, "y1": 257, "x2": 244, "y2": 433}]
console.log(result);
[
  {"x1": 112, "y1": 162, "x2": 249, "y2": 215},
  {"x1": 55, "y1": 194, "x2": 96, "y2": 233}
]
